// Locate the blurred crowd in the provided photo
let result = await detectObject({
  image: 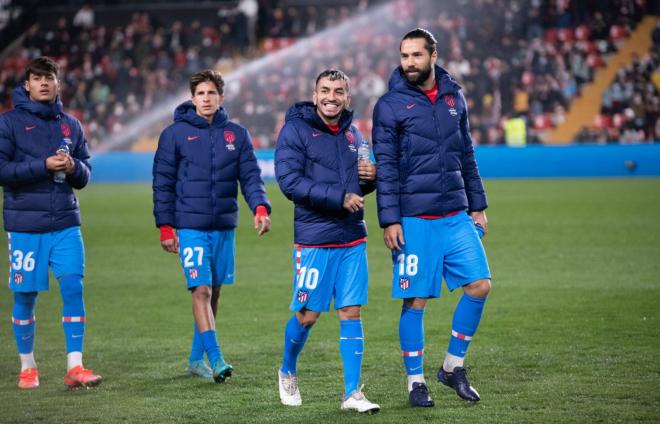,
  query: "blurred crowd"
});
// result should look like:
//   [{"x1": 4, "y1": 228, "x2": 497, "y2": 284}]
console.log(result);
[
  {"x1": 576, "y1": 21, "x2": 660, "y2": 143},
  {"x1": 230, "y1": 0, "x2": 650, "y2": 147},
  {"x1": 0, "y1": 0, "x2": 655, "y2": 149}
]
